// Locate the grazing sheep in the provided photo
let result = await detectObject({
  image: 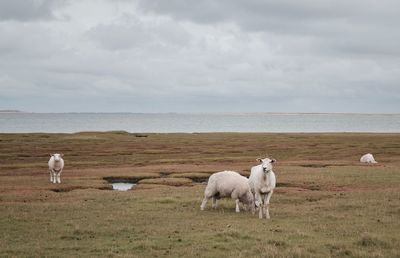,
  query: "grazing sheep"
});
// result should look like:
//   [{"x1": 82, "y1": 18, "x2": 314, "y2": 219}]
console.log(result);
[
  {"x1": 200, "y1": 171, "x2": 255, "y2": 213},
  {"x1": 48, "y1": 153, "x2": 64, "y2": 184},
  {"x1": 360, "y1": 153, "x2": 377, "y2": 164},
  {"x1": 249, "y1": 158, "x2": 276, "y2": 219}
]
